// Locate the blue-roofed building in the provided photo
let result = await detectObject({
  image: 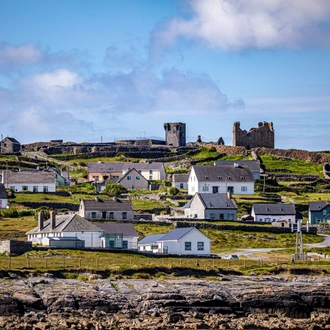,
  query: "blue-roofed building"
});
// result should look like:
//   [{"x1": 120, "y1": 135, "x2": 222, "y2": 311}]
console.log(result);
[{"x1": 138, "y1": 227, "x2": 211, "y2": 255}]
